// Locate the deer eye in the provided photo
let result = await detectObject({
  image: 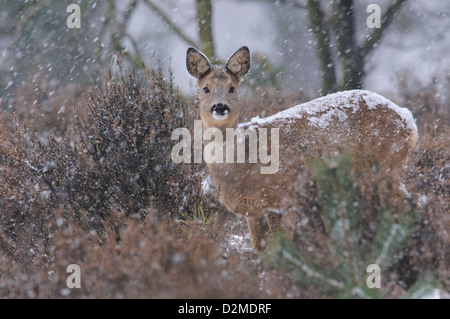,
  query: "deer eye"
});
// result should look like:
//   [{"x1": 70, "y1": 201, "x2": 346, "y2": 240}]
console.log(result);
[
  {"x1": 229, "y1": 87, "x2": 235, "y2": 93},
  {"x1": 203, "y1": 87, "x2": 210, "y2": 93}
]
